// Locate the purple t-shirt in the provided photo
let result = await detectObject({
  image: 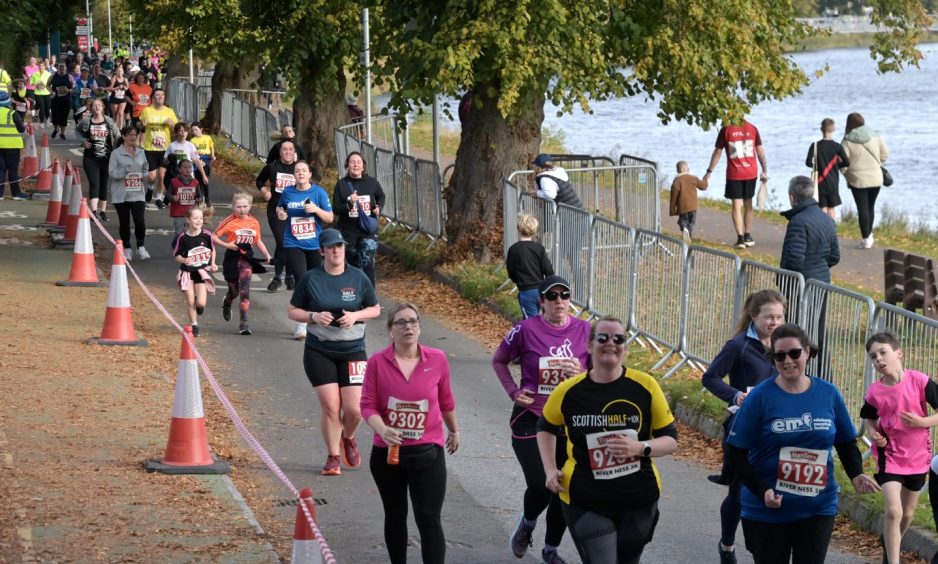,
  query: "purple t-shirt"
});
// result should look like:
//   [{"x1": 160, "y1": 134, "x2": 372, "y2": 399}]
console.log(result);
[
  {"x1": 861, "y1": 369, "x2": 938, "y2": 475},
  {"x1": 492, "y1": 315, "x2": 591, "y2": 415}
]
